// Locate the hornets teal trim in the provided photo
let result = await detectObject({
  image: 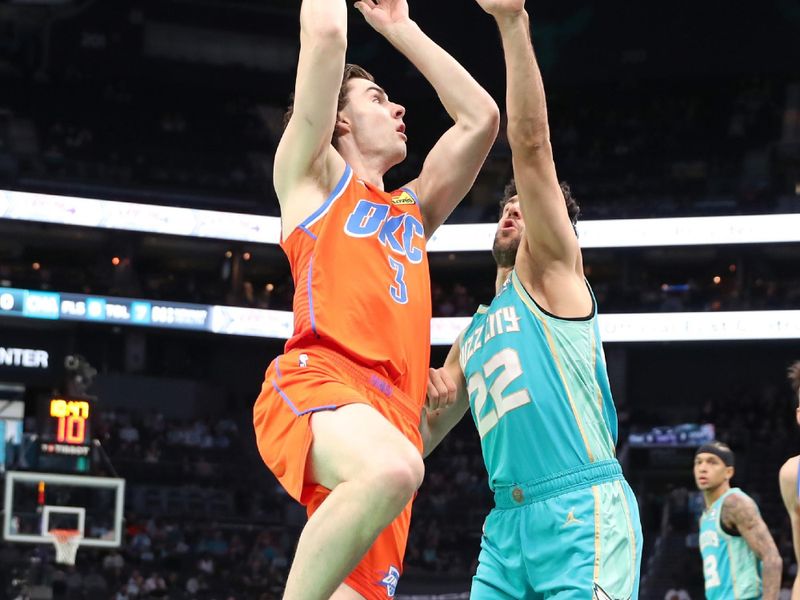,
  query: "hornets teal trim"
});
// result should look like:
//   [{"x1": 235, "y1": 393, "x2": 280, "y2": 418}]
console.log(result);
[
  {"x1": 699, "y1": 488, "x2": 763, "y2": 599},
  {"x1": 461, "y1": 270, "x2": 618, "y2": 488},
  {"x1": 462, "y1": 269, "x2": 642, "y2": 598}
]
